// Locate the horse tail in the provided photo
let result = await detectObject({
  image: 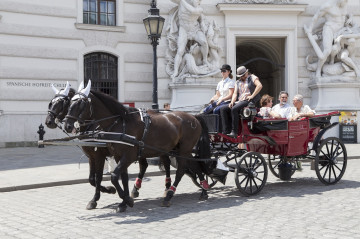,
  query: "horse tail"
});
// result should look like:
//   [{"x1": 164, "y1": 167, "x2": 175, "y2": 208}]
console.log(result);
[{"x1": 194, "y1": 115, "x2": 211, "y2": 159}]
